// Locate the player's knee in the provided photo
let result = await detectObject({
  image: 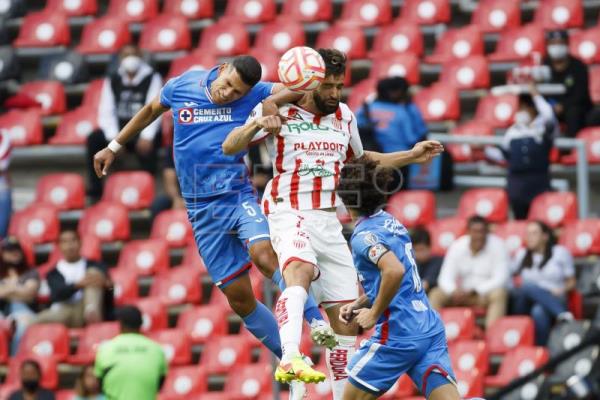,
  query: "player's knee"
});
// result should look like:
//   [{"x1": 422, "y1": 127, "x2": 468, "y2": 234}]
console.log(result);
[
  {"x1": 249, "y1": 242, "x2": 278, "y2": 277},
  {"x1": 226, "y1": 294, "x2": 257, "y2": 316},
  {"x1": 221, "y1": 278, "x2": 257, "y2": 316},
  {"x1": 282, "y1": 261, "x2": 315, "y2": 287}
]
